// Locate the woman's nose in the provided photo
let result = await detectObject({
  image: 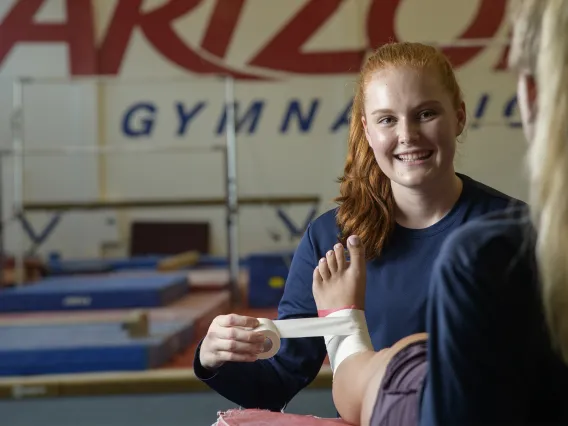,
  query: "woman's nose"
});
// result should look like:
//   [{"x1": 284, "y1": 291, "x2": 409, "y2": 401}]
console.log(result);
[{"x1": 397, "y1": 121, "x2": 419, "y2": 144}]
